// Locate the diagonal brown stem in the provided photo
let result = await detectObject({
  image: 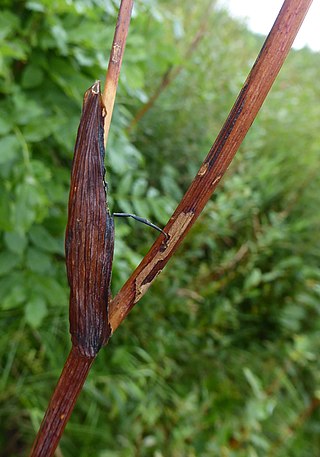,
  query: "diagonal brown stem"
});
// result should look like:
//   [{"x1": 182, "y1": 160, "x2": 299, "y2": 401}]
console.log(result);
[
  {"x1": 109, "y1": 0, "x2": 313, "y2": 331},
  {"x1": 29, "y1": 347, "x2": 95, "y2": 457},
  {"x1": 29, "y1": 0, "x2": 312, "y2": 455}
]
